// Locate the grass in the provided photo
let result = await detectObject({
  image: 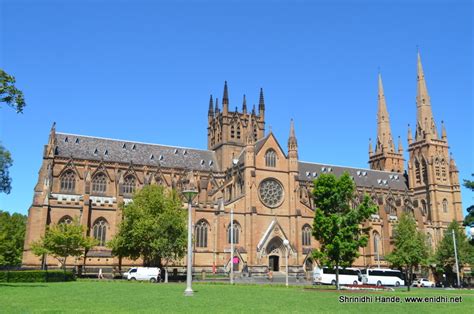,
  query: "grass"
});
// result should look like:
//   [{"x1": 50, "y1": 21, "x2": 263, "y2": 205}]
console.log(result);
[{"x1": 0, "y1": 280, "x2": 472, "y2": 313}]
